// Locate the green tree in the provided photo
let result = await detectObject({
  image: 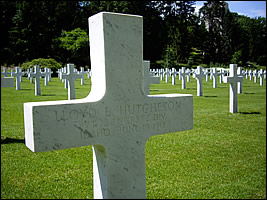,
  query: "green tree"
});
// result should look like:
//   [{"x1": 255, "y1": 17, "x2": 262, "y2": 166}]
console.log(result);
[{"x1": 56, "y1": 28, "x2": 89, "y2": 67}]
